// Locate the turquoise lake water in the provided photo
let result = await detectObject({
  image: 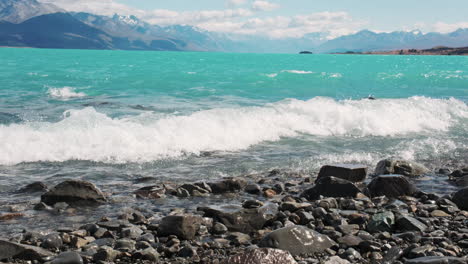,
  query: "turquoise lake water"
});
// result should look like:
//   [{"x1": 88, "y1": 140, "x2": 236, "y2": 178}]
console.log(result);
[{"x1": 0, "y1": 48, "x2": 467, "y2": 194}]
